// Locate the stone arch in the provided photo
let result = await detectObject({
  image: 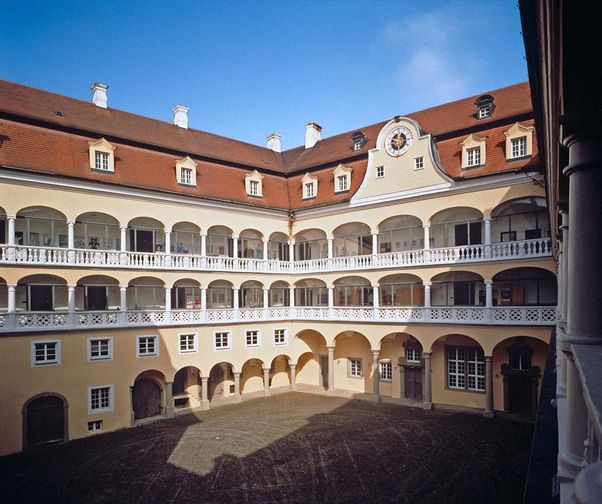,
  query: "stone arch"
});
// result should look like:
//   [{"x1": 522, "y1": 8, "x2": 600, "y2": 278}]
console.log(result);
[
  {"x1": 333, "y1": 331, "x2": 373, "y2": 393},
  {"x1": 208, "y1": 362, "x2": 236, "y2": 400},
  {"x1": 332, "y1": 222, "x2": 372, "y2": 257},
  {"x1": 270, "y1": 354, "x2": 293, "y2": 389},
  {"x1": 429, "y1": 207, "x2": 484, "y2": 249},
  {"x1": 241, "y1": 358, "x2": 265, "y2": 395},
  {"x1": 172, "y1": 222, "x2": 201, "y2": 255},
  {"x1": 74, "y1": 212, "x2": 120, "y2": 250},
  {"x1": 132, "y1": 370, "x2": 166, "y2": 420},
  {"x1": 172, "y1": 366, "x2": 202, "y2": 410},
  {"x1": 377, "y1": 215, "x2": 424, "y2": 253},
  {"x1": 22, "y1": 392, "x2": 69, "y2": 449}
]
